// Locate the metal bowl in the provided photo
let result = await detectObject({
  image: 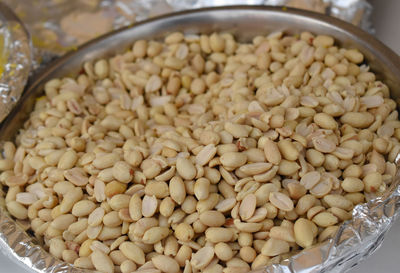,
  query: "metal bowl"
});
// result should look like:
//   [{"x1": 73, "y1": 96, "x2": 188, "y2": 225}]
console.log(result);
[{"x1": 1, "y1": 6, "x2": 400, "y2": 273}]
